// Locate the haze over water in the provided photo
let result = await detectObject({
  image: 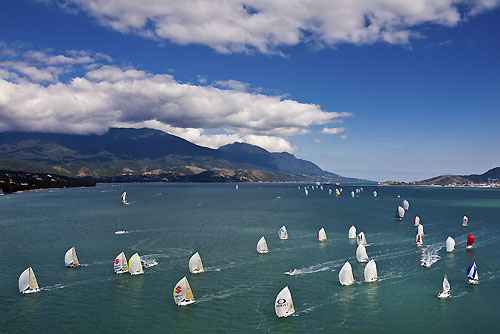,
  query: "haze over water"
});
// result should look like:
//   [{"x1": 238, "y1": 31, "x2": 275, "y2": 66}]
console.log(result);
[{"x1": 1, "y1": 183, "x2": 500, "y2": 333}]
